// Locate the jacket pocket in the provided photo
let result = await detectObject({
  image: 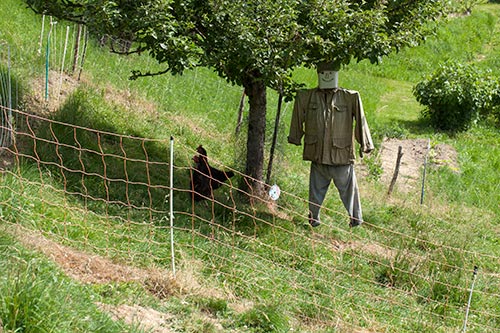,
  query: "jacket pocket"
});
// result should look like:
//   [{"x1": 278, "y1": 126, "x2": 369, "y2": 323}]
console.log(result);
[
  {"x1": 332, "y1": 137, "x2": 351, "y2": 148},
  {"x1": 331, "y1": 137, "x2": 354, "y2": 164},
  {"x1": 334, "y1": 103, "x2": 348, "y2": 112},
  {"x1": 303, "y1": 135, "x2": 319, "y2": 160}
]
